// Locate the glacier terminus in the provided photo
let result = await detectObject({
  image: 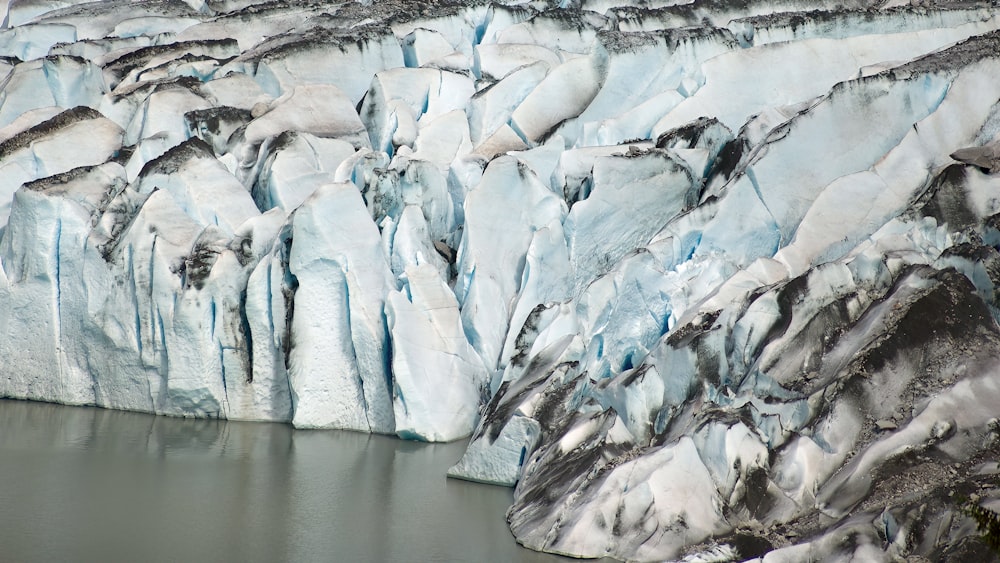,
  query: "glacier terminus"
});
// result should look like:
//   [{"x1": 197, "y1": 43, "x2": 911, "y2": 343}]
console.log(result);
[{"x1": 3, "y1": 0, "x2": 1000, "y2": 560}]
